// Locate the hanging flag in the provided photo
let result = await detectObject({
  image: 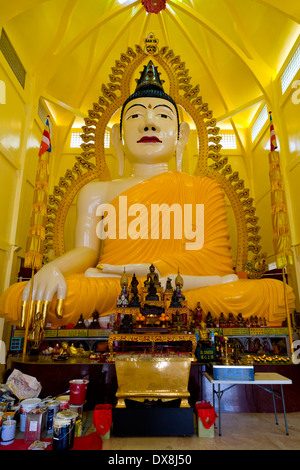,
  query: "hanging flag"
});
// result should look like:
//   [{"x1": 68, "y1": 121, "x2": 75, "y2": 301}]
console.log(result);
[
  {"x1": 38, "y1": 115, "x2": 51, "y2": 156},
  {"x1": 269, "y1": 111, "x2": 278, "y2": 152},
  {"x1": 25, "y1": 115, "x2": 52, "y2": 271}
]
